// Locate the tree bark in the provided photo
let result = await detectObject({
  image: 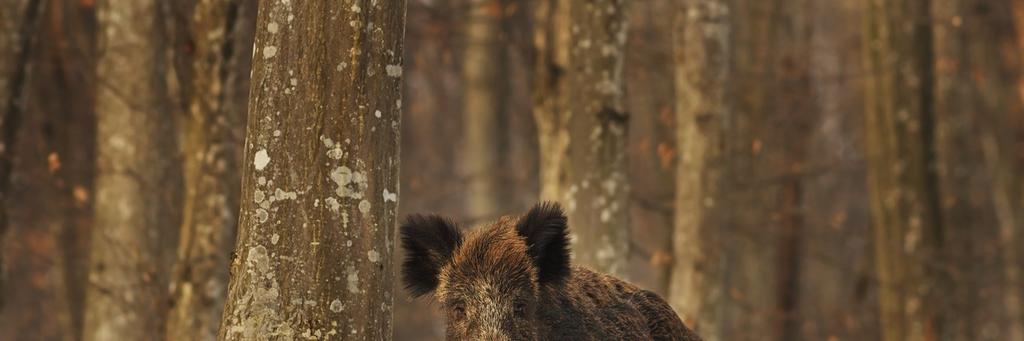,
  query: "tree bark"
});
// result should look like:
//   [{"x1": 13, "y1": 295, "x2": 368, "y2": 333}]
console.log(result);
[
  {"x1": 461, "y1": 0, "x2": 507, "y2": 220},
  {"x1": 83, "y1": 0, "x2": 182, "y2": 339},
  {"x1": 863, "y1": 1, "x2": 946, "y2": 340},
  {"x1": 667, "y1": 0, "x2": 729, "y2": 339},
  {"x1": 533, "y1": 0, "x2": 630, "y2": 277},
  {"x1": 165, "y1": 0, "x2": 255, "y2": 340},
  {"x1": 216, "y1": 1, "x2": 406, "y2": 340}
]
